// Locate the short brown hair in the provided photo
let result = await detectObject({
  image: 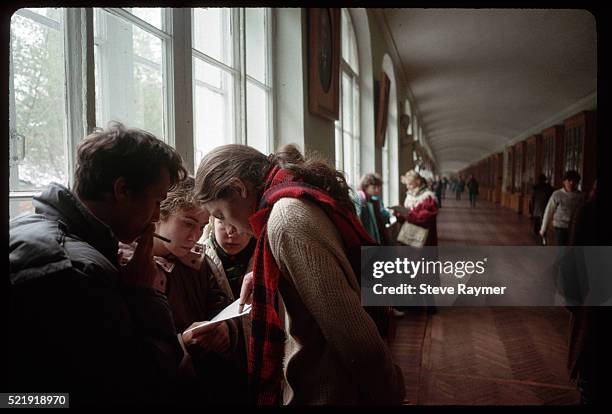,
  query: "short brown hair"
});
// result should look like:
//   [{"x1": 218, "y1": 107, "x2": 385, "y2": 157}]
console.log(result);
[
  {"x1": 160, "y1": 176, "x2": 198, "y2": 221},
  {"x1": 74, "y1": 122, "x2": 188, "y2": 200},
  {"x1": 563, "y1": 170, "x2": 581, "y2": 183},
  {"x1": 359, "y1": 173, "x2": 383, "y2": 191}
]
